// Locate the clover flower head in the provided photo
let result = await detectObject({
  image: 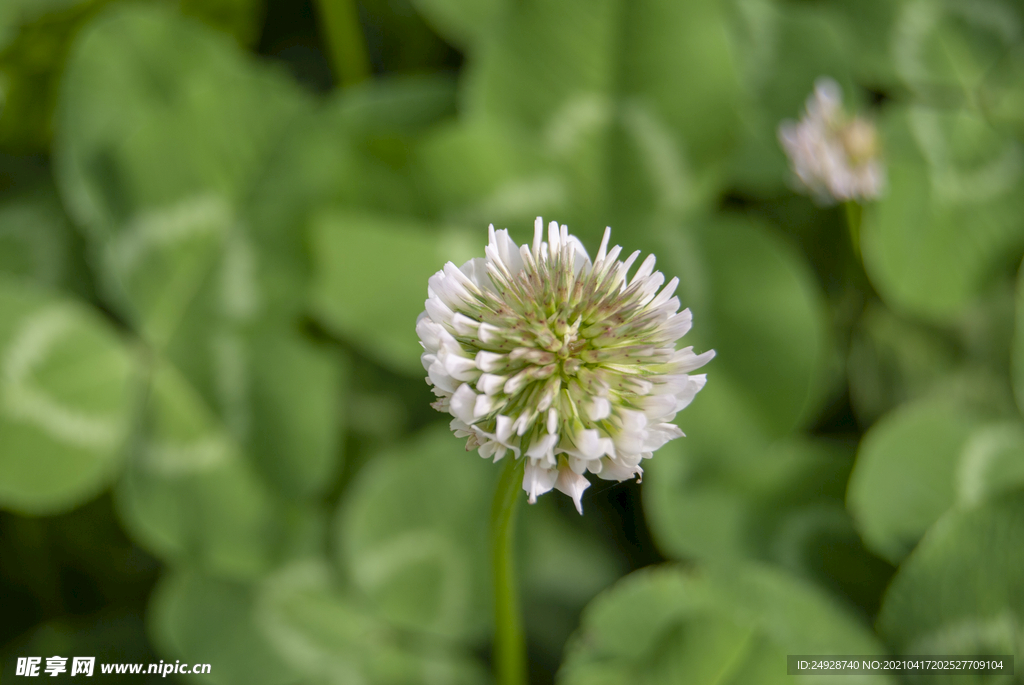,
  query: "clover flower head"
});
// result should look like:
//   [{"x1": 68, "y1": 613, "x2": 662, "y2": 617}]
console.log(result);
[
  {"x1": 417, "y1": 218, "x2": 714, "y2": 514},
  {"x1": 778, "y1": 77, "x2": 885, "y2": 204}
]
